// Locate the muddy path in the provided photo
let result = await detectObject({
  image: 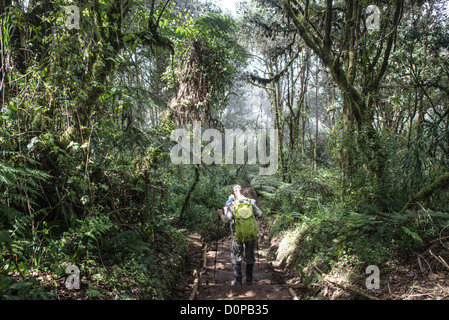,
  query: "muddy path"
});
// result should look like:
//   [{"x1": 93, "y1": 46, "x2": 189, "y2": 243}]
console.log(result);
[{"x1": 172, "y1": 188, "x2": 300, "y2": 301}]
